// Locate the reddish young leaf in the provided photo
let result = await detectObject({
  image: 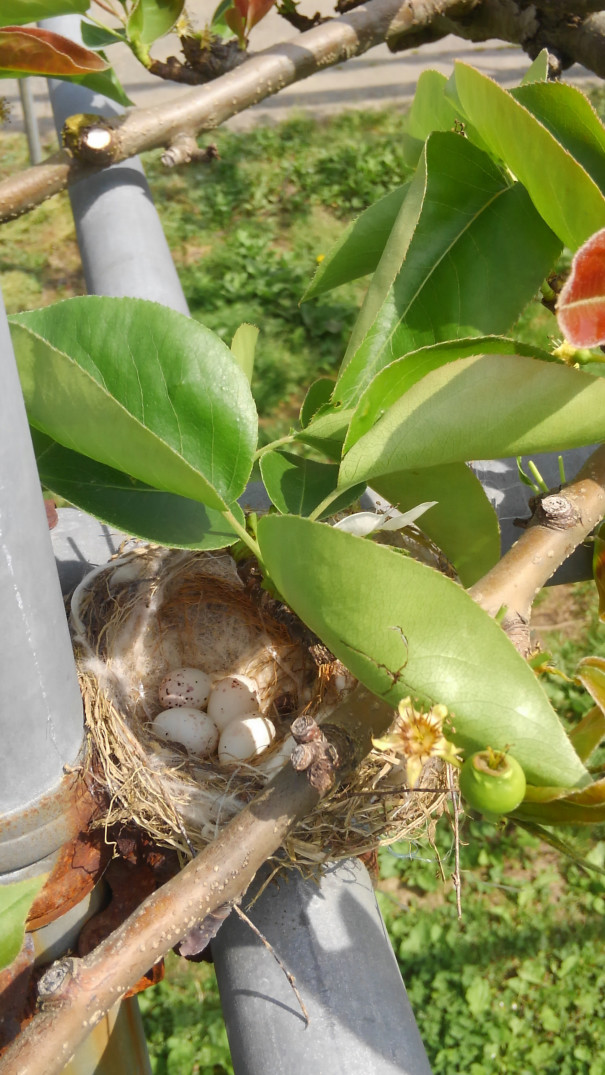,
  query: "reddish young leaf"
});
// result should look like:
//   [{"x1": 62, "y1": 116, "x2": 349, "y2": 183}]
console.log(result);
[
  {"x1": 0, "y1": 26, "x2": 109, "y2": 77},
  {"x1": 556, "y1": 227, "x2": 605, "y2": 346},
  {"x1": 246, "y1": 0, "x2": 276, "y2": 31},
  {"x1": 231, "y1": 0, "x2": 275, "y2": 33}
]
